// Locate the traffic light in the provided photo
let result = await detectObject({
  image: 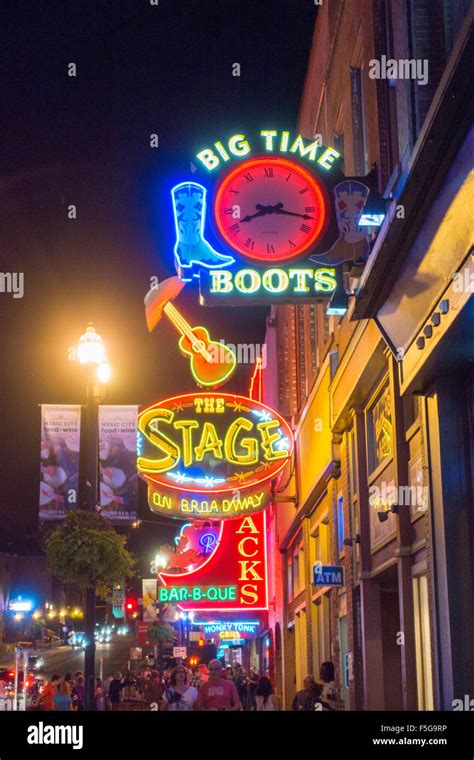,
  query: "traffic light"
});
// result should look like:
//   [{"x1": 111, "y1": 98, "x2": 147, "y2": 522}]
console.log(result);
[
  {"x1": 125, "y1": 598, "x2": 137, "y2": 615},
  {"x1": 189, "y1": 656, "x2": 199, "y2": 667}
]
